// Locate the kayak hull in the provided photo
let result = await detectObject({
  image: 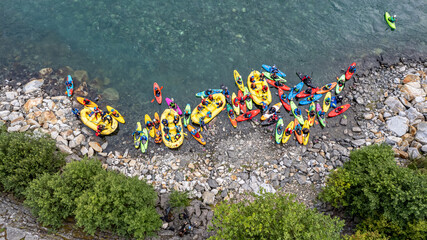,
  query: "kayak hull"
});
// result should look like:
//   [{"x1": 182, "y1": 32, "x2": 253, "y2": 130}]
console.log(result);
[
  {"x1": 226, "y1": 103, "x2": 237, "y2": 128},
  {"x1": 154, "y1": 112, "x2": 162, "y2": 144},
  {"x1": 294, "y1": 118, "x2": 303, "y2": 145},
  {"x1": 336, "y1": 75, "x2": 345, "y2": 94},
  {"x1": 153, "y1": 82, "x2": 162, "y2": 104},
  {"x1": 266, "y1": 79, "x2": 291, "y2": 91},
  {"x1": 275, "y1": 117, "x2": 284, "y2": 144},
  {"x1": 144, "y1": 114, "x2": 155, "y2": 138},
  {"x1": 302, "y1": 120, "x2": 310, "y2": 146},
  {"x1": 244, "y1": 86, "x2": 253, "y2": 110},
  {"x1": 316, "y1": 103, "x2": 326, "y2": 127},
  {"x1": 308, "y1": 102, "x2": 316, "y2": 127},
  {"x1": 299, "y1": 94, "x2": 322, "y2": 105},
  {"x1": 328, "y1": 104, "x2": 351, "y2": 117},
  {"x1": 107, "y1": 106, "x2": 125, "y2": 124},
  {"x1": 165, "y1": 97, "x2": 183, "y2": 115},
  {"x1": 183, "y1": 104, "x2": 191, "y2": 127},
  {"x1": 287, "y1": 82, "x2": 304, "y2": 101},
  {"x1": 140, "y1": 128, "x2": 149, "y2": 153},
  {"x1": 65, "y1": 75, "x2": 73, "y2": 97},
  {"x1": 134, "y1": 122, "x2": 142, "y2": 149}
]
